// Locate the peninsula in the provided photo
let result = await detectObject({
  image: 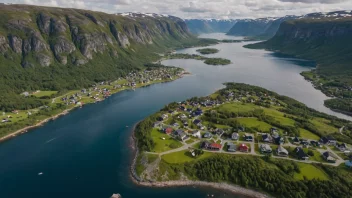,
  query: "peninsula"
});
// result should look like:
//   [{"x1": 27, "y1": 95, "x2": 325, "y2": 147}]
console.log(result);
[{"x1": 133, "y1": 83, "x2": 352, "y2": 198}]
